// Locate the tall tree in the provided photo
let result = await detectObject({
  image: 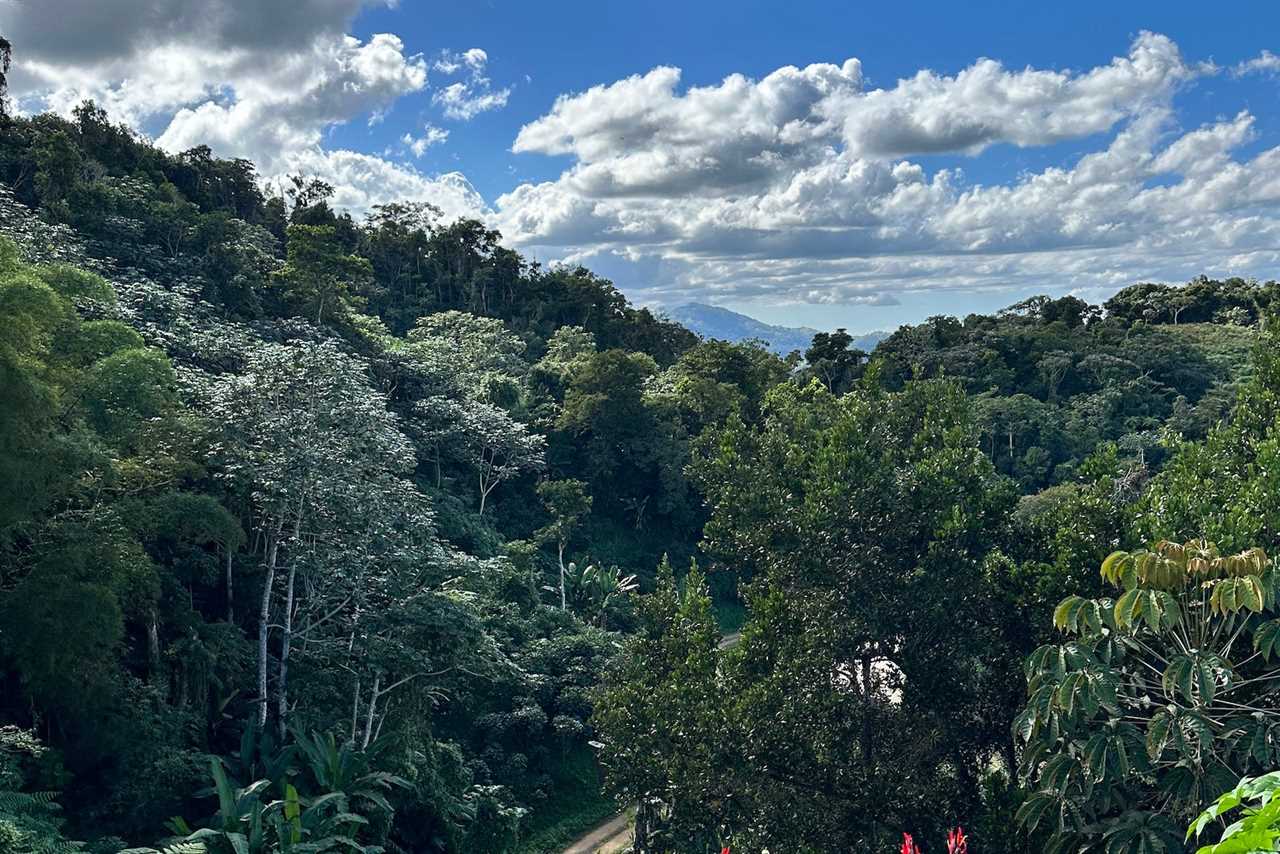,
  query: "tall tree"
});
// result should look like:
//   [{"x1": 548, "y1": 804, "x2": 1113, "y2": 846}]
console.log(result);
[
  {"x1": 803, "y1": 328, "x2": 866, "y2": 394},
  {"x1": 208, "y1": 341, "x2": 418, "y2": 731},
  {"x1": 594, "y1": 559, "x2": 732, "y2": 852},
  {"x1": 536, "y1": 479, "x2": 593, "y2": 609},
  {"x1": 463, "y1": 400, "x2": 545, "y2": 514},
  {"x1": 0, "y1": 36, "x2": 11, "y2": 121},
  {"x1": 682, "y1": 372, "x2": 1016, "y2": 850},
  {"x1": 273, "y1": 224, "x2": 371, "y2": 324}
]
